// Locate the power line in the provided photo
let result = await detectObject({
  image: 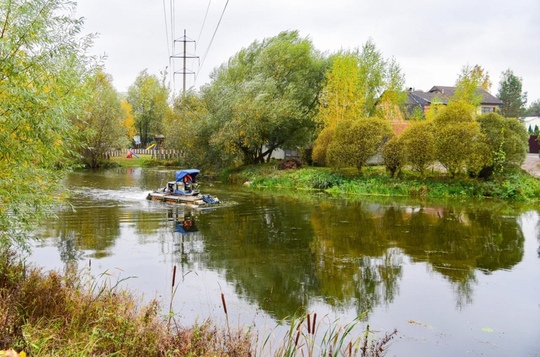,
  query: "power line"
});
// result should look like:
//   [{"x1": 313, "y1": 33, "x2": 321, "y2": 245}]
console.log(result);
[
  {"x1": 196, "y1": 0, "x2": 229, "y2": 80},
  {"x1": 196, "y1": 0, "x2": 212, "y2": 45},
  {"x1": 162, "y1": 0, "x2": 170, "y2": 58}
]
